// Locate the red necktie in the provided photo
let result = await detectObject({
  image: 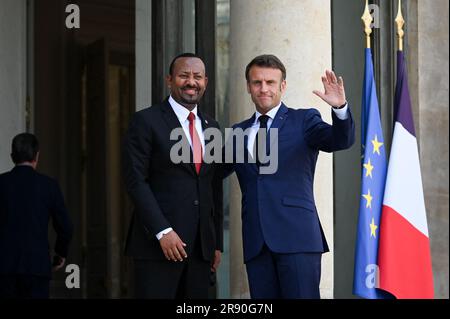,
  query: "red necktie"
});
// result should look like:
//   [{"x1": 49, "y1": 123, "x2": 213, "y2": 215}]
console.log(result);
[{"x1": 188, "y1": 112, "x2": 202, "y2": 174}]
